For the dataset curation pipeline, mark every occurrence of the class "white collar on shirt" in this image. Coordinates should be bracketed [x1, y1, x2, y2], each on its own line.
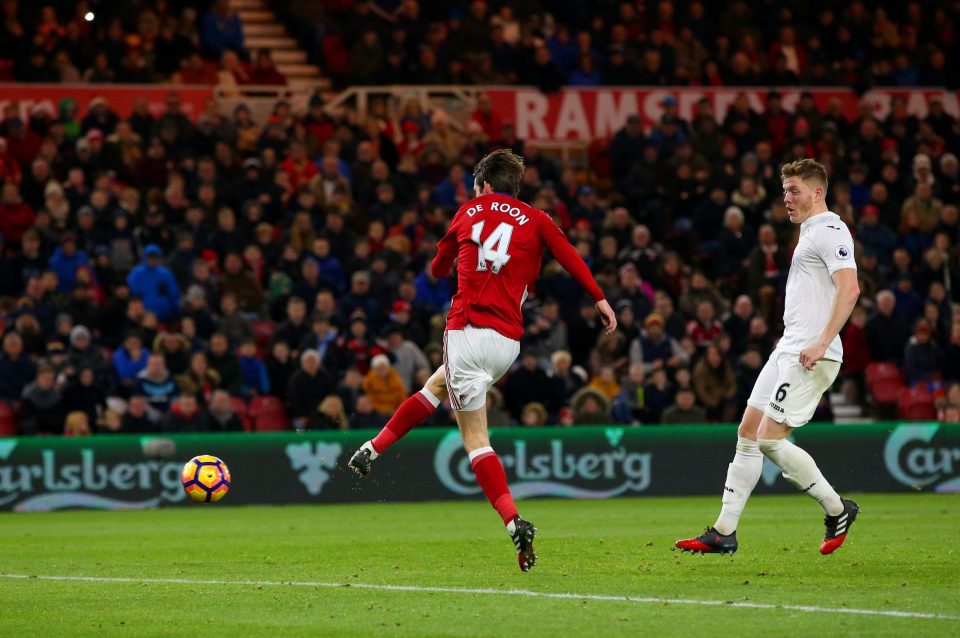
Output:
[800, 210, 839, 234]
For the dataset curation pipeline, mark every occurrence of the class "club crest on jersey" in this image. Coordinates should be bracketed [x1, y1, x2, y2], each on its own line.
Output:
[835, 245, 850, 260]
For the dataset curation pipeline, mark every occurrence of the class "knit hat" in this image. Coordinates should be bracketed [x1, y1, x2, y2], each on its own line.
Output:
[69, 325, 91, 345]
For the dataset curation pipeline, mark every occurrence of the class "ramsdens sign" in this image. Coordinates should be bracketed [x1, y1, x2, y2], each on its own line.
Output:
[0, 424, 957, 512]
[486, 87, 960, 141]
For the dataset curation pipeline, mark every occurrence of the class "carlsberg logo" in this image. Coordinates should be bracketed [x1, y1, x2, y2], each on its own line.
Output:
[434, 432, 651, 499]
[0, 445, 185, 511]
[884, 424, 960, 492]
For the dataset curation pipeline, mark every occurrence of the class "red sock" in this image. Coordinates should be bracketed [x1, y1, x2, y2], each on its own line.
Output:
[469, 447, 518, 525]
[370, 390, 438, 454]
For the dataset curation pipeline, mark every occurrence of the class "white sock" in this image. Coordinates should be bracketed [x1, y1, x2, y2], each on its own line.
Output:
[713, 437, 763, 535]
[419, 387, 441, 408]
[758, 438, 843, 516]
[362, 440, 379, 460]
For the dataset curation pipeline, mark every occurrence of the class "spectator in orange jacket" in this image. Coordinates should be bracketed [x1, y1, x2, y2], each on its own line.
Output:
[362, 354, 407, 415]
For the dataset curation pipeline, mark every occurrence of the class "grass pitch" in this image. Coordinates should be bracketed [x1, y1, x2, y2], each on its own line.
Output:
[1, 493, 957, 637]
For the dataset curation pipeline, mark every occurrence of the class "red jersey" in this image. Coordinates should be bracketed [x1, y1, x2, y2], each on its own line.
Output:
[432, 193, 604, 340]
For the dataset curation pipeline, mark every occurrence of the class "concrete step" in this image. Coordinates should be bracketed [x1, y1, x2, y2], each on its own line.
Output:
[278, 63, 321, 78]
[243, 23, 285, 38]
[246, 36, 299, 50]
[271, 49, 307, 64]
[238, 9, 273, 23]
[286, 77, 332, 91]
[833, 405, 863, 418]
[829, 392, 848, 407]
[835, 416, 875, 425]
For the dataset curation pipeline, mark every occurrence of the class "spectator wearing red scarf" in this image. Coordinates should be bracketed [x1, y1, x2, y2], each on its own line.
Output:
[280, 141, 319, 194]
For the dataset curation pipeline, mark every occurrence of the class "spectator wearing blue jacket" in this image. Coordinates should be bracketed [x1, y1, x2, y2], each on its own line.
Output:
[434, 165, 474, 208]
[127, 244, 180, 323]
[856, 204, 898, 268]
[311, 237, 346, 292]
[134, 354, 178, 420]
[48, 233, 91, 293]
[339, 271, 382, 329]
[237, 338, 270, 399]
[203, 0, 245, 59]
[113, 332, 150, 393]
[568, 54, 602, 86]
[0, 332, 36, 401]
[414, 268, 452, 314]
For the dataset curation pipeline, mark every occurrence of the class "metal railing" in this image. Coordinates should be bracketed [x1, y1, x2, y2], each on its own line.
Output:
[212, 83, 591, 160]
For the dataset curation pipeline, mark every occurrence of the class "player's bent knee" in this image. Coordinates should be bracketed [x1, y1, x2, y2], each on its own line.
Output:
[757, 414, 792, 441]
[425, 378, 448, 400]
[426, 366, 448, 397]
[737, 405, 764, 440]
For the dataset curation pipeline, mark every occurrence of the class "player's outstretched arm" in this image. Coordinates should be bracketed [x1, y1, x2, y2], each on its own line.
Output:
[595, 299, 618, 336]
[539, 214, 614, 333]
[799, 268, 859, 370]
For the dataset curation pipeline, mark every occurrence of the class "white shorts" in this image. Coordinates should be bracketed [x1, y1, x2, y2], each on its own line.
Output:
[746, 348, 840, 427]
[444, 327, 520, 412]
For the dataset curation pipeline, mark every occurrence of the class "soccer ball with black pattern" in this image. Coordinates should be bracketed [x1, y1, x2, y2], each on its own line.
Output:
[181, 455, 231, 503]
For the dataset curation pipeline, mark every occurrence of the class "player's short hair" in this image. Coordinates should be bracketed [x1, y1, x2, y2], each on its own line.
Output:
[473, 149, 524, 197]
[781, 159, 828, 191]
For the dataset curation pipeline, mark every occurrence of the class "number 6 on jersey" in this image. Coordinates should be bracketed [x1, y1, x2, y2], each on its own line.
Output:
[471, 221, 513, 274]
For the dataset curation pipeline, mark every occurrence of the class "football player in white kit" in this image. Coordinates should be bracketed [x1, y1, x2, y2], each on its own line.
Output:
[676, 159, 862, 555]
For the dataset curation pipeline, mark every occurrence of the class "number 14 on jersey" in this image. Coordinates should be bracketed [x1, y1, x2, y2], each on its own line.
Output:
[471, 221, 514, 274]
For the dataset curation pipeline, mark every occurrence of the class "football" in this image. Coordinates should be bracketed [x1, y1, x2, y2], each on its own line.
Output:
[181, 455, 231, 503]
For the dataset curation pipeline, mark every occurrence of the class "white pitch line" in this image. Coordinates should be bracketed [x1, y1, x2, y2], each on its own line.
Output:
[0, 573, 956, 622]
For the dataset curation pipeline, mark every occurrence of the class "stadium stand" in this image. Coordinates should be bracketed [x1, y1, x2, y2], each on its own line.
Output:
[1, 0, 959, 434]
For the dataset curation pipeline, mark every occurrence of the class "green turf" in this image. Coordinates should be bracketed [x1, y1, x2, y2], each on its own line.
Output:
[1, 494, 958, 637]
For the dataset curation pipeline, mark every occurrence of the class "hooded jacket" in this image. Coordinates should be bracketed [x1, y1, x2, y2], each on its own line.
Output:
[126, 249, 180, 323]
[20, 382, 65, 435]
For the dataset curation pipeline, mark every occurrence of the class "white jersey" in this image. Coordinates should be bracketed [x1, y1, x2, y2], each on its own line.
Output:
[777, 211, 856, 361]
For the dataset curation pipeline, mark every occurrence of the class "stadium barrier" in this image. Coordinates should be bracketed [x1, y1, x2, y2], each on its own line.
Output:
[0, 83, 213, 119]
[1, 423, 957, 512]
[485, 86, 960, 141]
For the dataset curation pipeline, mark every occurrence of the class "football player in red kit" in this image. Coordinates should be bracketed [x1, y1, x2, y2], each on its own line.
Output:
[349, 150, 616, 571]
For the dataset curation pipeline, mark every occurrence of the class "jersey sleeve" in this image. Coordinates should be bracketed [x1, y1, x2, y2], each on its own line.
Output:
[813, 224, 857, 275]
[431, 212, 460, 278]
[538, 212, 605, 302]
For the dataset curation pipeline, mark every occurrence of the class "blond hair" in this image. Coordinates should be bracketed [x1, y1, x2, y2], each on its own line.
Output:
[65, 411, 90, 436]
[780, 159, 828, 190]
[318, 394, 349, 430]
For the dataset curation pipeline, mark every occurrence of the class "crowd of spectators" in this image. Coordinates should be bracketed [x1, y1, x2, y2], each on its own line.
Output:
[2, 2, 960, 436]
[3, 1, 960, 91]
[278, 0, 960, 90]
[0, 0, 289, 86]
[1, 76, 959, 435]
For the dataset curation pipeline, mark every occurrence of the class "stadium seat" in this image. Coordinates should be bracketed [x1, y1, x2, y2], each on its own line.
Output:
[0, 401, 16, 437]
[865, 362, 902, 390]
[898, 387, 936, 421]
[871, 378, 903, 405]
[251, 319, 276, 348]
[230, 396, 254, 433]
[254, 412, 292, 432]
[249, 395, 285, 418]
